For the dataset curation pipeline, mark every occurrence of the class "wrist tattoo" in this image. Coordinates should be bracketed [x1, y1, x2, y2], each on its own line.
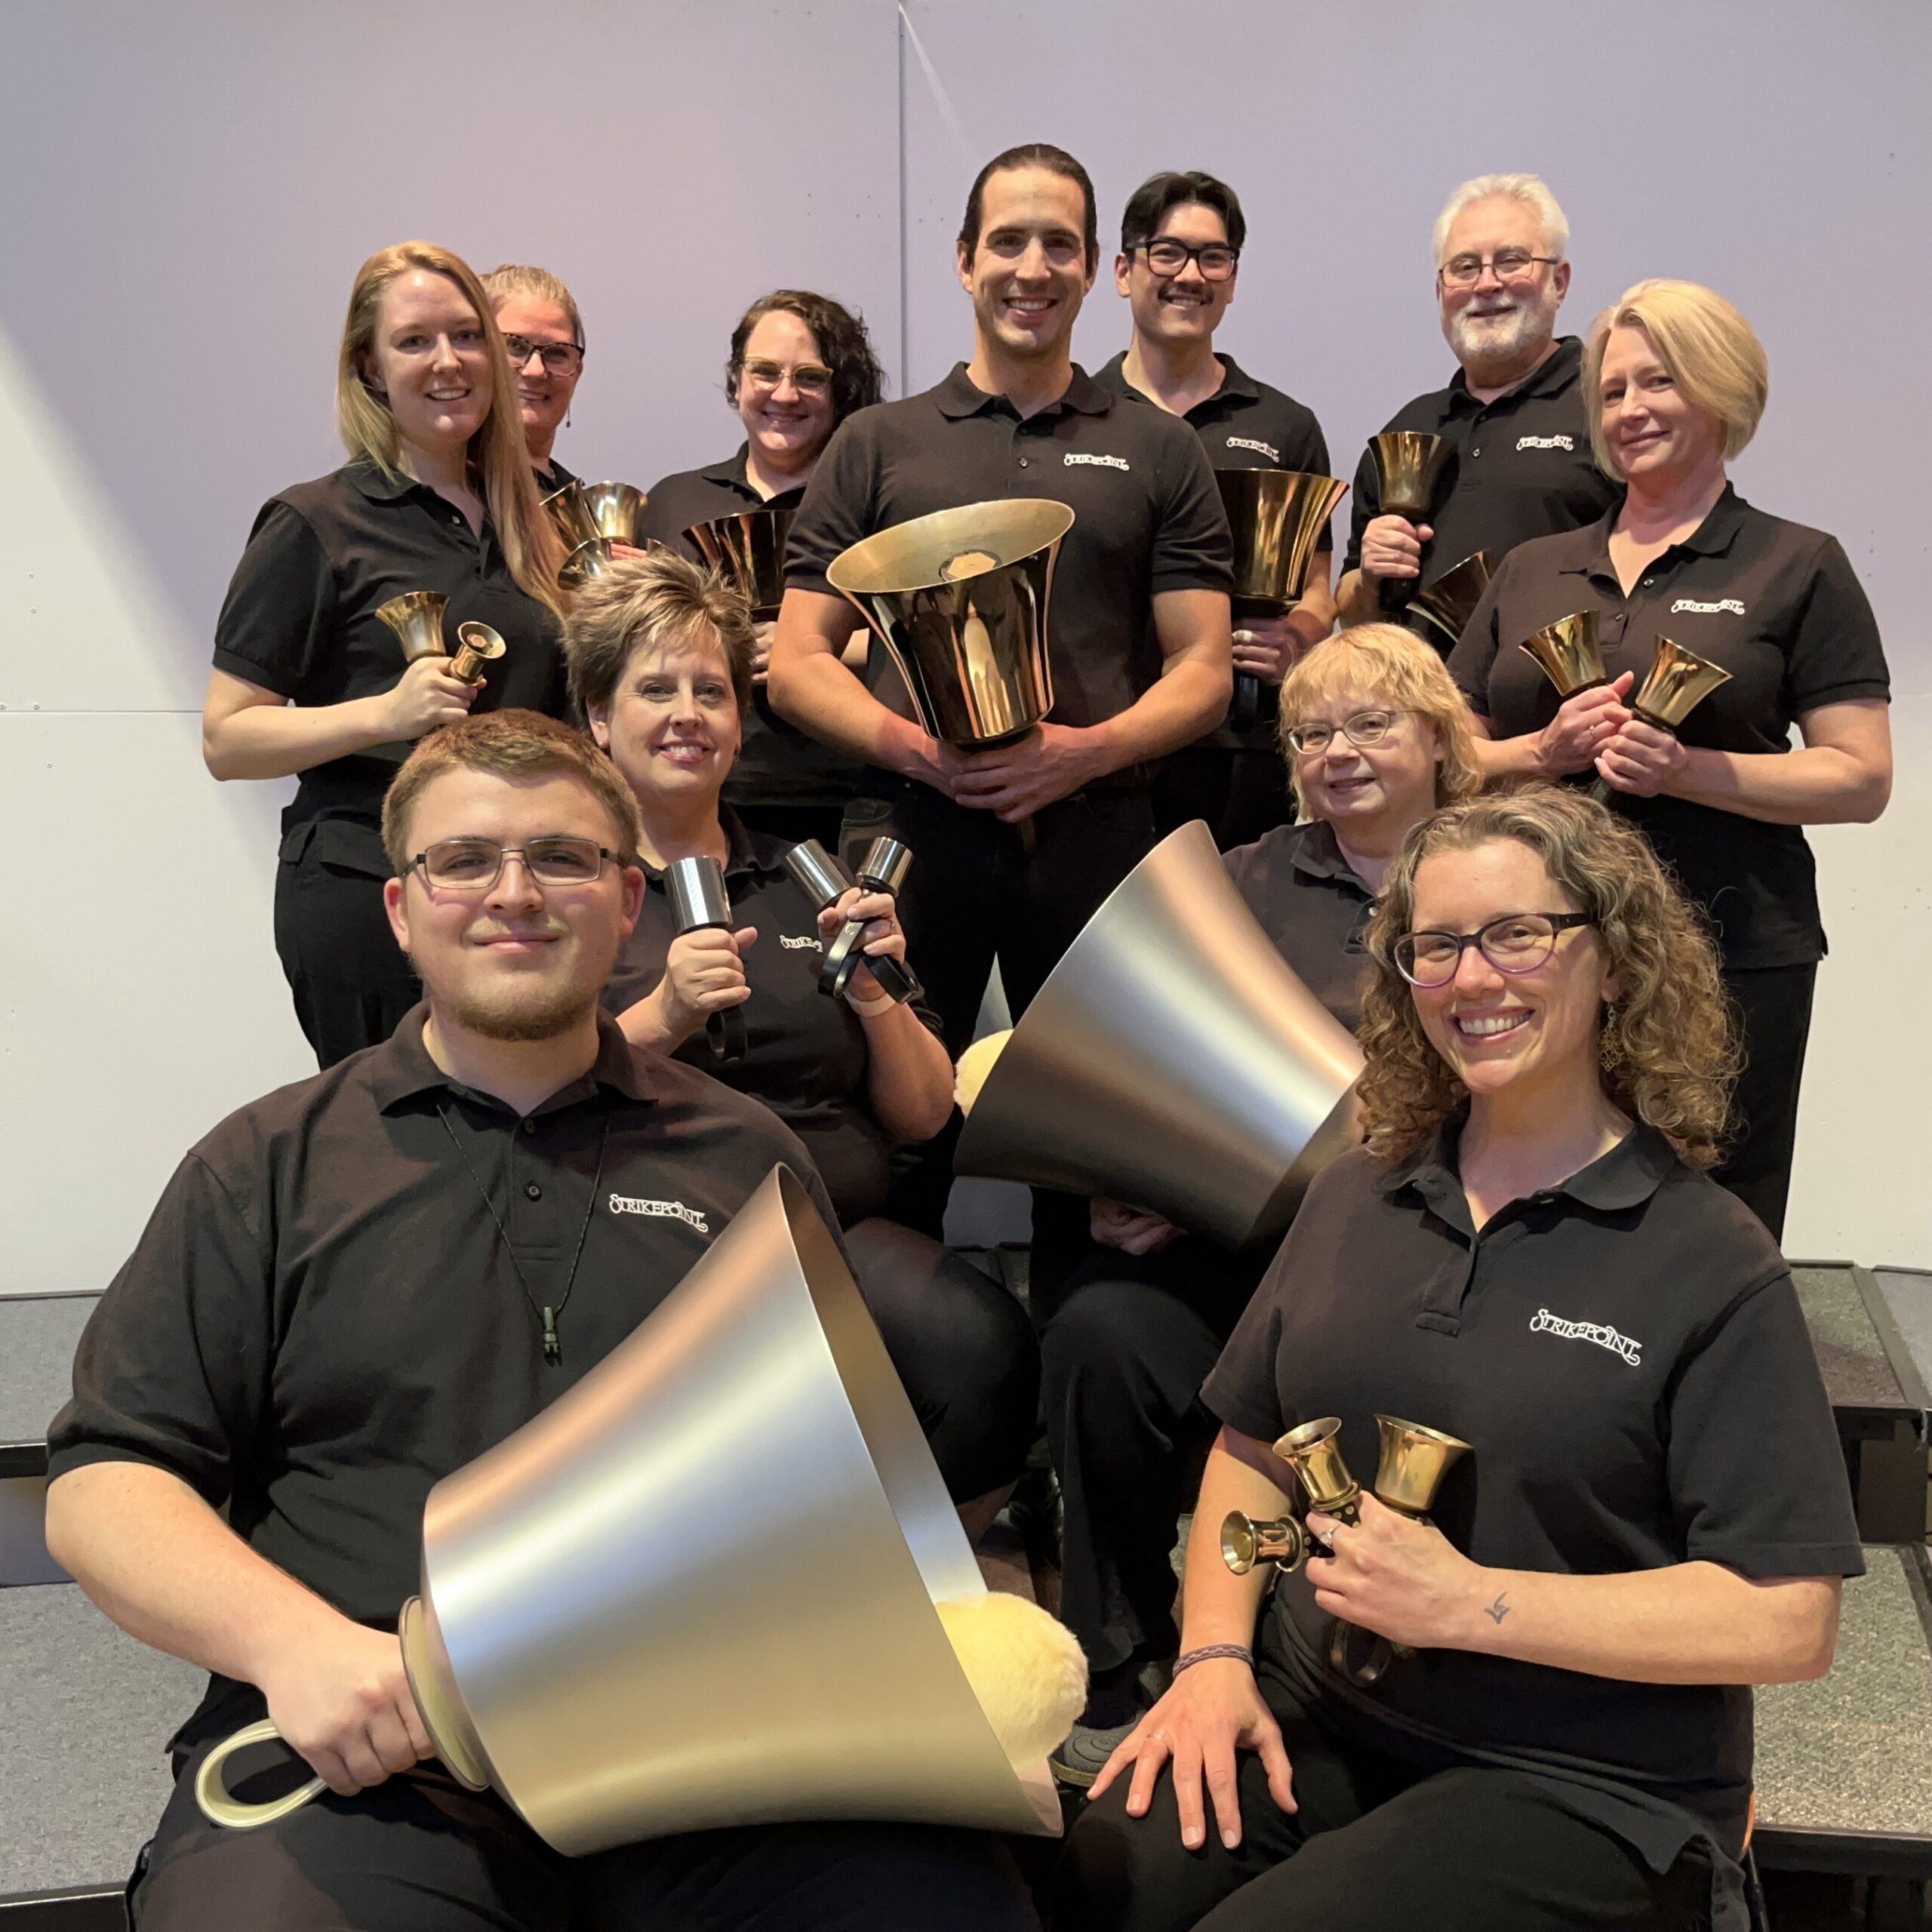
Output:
[1484, 1592, 1510, 1626]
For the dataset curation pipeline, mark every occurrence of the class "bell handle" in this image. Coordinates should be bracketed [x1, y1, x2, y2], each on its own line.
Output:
[193, 1718, 328, 1831]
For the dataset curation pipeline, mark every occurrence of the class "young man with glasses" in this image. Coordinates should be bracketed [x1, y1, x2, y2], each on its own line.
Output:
[483, 263, 587, 494]
[1335, 174, 1617, 642]
[1097, 170, 1337, 848]
[45, 709, 1040, 1932]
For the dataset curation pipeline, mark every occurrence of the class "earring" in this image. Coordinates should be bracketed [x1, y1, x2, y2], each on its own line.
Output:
[1598, 1003, 1626, 1073]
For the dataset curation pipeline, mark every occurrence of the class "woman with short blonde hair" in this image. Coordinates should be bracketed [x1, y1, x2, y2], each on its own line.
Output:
[1447, 278, 1891, 1238]
[202, 239, 570, 1066]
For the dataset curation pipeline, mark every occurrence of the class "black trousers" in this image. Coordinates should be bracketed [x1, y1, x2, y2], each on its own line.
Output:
[1054, 1672, 1713, 1932]
[1714, 962, 1816, 1243]
[848, 1215, 1040, 1501]
[1035, 1241, 1265, 1680]
[1152, 747, 1296, 853]
[273, 817, 418, 1070]
[134, 1737, 1040, 1931]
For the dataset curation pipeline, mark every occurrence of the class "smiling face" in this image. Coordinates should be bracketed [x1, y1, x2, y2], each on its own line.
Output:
[1597, 321, 1727, 486]
[1407, 838, 1617, 1106]
[958, 165, 1095, 364]
[363, 269, 495, 456]
[1115, 199, 1235, 349]
[588, 627, 743, 824]
[1436, 195, 1568, 375]
[383, 768, 641, 1042]
[1290, 682, 1443, 841]
[734, 308, 838, 474]
[493, 291, 581, 456]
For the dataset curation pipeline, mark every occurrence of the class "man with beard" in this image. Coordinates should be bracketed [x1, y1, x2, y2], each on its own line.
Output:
[1335, 174, 1617, 642]
[43, 711, 1041, 1931]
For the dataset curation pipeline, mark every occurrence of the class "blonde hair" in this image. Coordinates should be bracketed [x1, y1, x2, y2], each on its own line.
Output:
[481, 262, 585, 349]
[1586, 279, 1768, 475]
[1356, 786, 1737, 1170]
[336, 241, 564, 614]
[1277, 623, 1484, 815]
[1432, 173, 1569, 268]
[563, 549, 758, 723]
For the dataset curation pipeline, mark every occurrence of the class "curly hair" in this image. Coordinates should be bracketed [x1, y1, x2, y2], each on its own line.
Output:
[725, 289, 885, 429]
[1356, 786, 1737, 1170]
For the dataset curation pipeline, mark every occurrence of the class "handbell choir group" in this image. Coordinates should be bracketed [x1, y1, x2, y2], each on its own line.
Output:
[42, 144, 1894, 1930]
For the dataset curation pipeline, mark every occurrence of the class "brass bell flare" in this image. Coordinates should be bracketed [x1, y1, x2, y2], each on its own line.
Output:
[1369, 431, 1454, 521]
[376, 590, 451, 665]
[541, 480, 600, 552]
[560, 537, 621, 589]
[1409, 550, 1497, 648]
[1370, 1415, 1472, 1518]
[688, 508, 794, 620]
[1217, 469, 1349, 614]
[1631, 635, 1732, 731]
[1220, 1511, 1307, 1577]
[1518, 611, 1608, 698]
[578, 481, 651, 546]
[450, 622, 508, 685]
[1272, 1417, 1361, 1521]
[827, 499, 1075, 748]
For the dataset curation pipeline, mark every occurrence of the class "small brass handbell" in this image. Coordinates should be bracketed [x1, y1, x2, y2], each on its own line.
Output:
[450, 622, 508, 685]
[1220, 1512, 1307, 1577]
[541, 480, 600, 552]
[578, 481, 651, 546]
[1631, 634, 1732, 731]
[1371, 1415, 1472, 1518]
[1518, 611, 1608, 699]
[1409, 551, 1497, 651]
[560, 537, 621, 589]
[376, 591, 451, 665]
[1217, 469, 1349, 614]
[1220, 1416, 1360, 1581]
[826, 500, 1075, 748]
[688, 508, 794, 620]
[1369, 432, 1454, 521]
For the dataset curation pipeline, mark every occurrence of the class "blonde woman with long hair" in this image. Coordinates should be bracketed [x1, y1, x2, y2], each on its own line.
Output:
[202, 241, 568, 1066]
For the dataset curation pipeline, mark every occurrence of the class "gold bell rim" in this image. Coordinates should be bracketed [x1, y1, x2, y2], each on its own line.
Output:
[826, 500, 1075, 597]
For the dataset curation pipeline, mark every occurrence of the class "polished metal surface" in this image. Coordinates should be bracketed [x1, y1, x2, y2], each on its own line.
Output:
[1409, 551, 1497, 649]
[1632, 634, 1732, 730]
[542, 480, 601, 551]
[1217, 469, 1349, 614]
[1371, 1416, 1472, 1518]
[559, 537, 621, 589]
[1518, 611, 1608, 697]
[376, 590, 450, 664]
[1369, 432, 1454, 520]
[665, 855, 731, 931]
[855, 835, 913, 896]
[578, 481, 651, 546]
[1272, 1417, 1362, 1522]
[451, 621, 507, 685]
[783, 838, 854, 911]
[955, 820, 1363, 1248]
[688, 508, 794, 619]
[826, 500, 1075, 746]
[1220, 1512, 1308, 1577]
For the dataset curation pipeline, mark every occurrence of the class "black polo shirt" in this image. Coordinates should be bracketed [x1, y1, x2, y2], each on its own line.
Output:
[1447, 488, 1890, 969]
[1223, 820, 1374, 1030]
[635, 443, 801, 555]
[784, 363, 1232, 735]
[47, 1007, 838, 1752]
[1203, 1122, 1862, 1869]
[535, 456, 578, 494]
[1342, 337, 1620, 599]
[601, 812, 943, 1226]
[212, 459, 568, 834]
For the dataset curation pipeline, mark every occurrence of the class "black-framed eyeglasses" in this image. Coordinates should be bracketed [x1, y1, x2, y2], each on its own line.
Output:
[1395, 912, 1595, 987]
[1132, 238, 1240, 281]
[739, 358, 835, 397]
[1437, 250, 1560, 290]
[503, 333, 585, 375]
[407, 837, 622, 892]
[1282, 708, 1411, 756]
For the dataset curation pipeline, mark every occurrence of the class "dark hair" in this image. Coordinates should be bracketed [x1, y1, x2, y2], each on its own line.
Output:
[1120, 170, 1247, 253]
[958, 143, 1099, 269]
[725, 289, 886, 429]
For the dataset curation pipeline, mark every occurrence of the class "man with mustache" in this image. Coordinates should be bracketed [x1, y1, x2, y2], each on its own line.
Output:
[1336, 174, 1617, 644]
[44, 712, 1041, 1930]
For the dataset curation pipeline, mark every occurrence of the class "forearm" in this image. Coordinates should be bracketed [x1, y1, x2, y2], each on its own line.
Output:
[614, 985, 685, 1054]
[1663, 743, 1890, 826]
[860, 1008, 955, 1141]
[1179, 1432, 1293, 1651]
[46, 1461, 345, 1686]
[1087, 651, 1232, 771]
[1335, 567, 1379, 626]
[204, 692, 393, 781]
[1452, 1560, 1840, 1684]
[1288, 569, 1337, 651]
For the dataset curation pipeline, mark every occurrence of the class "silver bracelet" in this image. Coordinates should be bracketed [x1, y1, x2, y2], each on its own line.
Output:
[844, 988, 894, 1018]
[1173, 1644, 1254, 1675]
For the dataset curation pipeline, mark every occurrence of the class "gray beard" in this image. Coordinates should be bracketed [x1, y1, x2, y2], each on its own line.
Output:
[1445, 286, 1559, 373]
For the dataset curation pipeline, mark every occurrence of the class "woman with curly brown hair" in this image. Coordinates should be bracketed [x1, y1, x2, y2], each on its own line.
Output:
[1057, 786, 1861, 1932]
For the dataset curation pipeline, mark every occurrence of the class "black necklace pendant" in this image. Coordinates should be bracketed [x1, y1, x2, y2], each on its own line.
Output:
[542, 1306, 561, 1367]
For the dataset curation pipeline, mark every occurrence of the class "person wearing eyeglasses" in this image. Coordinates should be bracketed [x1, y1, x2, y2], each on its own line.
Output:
[202, 241, 568, 1070]
[1097, 171, 1337, 849]
[1043, 625, 1481, 1789]
[1056, 786, 1857, 1932]
[482, 263, 587, 494]
[635, 291, 888, 850]
[1335, 175, 1617, 643]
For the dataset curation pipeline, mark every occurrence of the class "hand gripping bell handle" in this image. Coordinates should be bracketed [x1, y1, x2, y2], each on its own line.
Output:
[666, 857, 747, 1064]
[194, 1718, 328, 1831]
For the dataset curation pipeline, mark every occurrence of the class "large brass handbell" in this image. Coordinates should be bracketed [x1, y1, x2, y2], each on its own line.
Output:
[578, 481, 651, 546]
[542, 480, 601, 551]
[1589, 634, 1731, 804]
[1218, 469, 1349, 729]
[826, 500, 1075, 747]
[688, 508, 794, 620]
[1367, 432, 1454, 612]
[1409, 550, 1496, 654]
[1518, 611, 1608, 700]
[376, 591, 451, 664]
[1220, 1416, 1361, 1577]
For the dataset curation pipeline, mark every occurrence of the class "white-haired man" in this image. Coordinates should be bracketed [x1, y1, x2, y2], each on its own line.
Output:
[1336, 174, 1617, 638]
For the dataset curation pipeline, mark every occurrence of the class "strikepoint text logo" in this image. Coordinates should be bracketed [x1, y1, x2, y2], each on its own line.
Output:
[609, 1195, 710, 1232]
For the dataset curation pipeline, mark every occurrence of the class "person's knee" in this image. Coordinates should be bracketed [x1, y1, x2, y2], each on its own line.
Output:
[1040, 1280, 1172, 1422]
[1054, 1781, 1213, 1932]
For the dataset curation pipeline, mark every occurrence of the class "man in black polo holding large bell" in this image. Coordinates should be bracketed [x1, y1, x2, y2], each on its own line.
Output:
[1335, 172, 1617, 643]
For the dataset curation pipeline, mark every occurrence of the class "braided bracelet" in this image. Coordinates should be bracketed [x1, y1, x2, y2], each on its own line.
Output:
[1173, 1644, 1254, 1675]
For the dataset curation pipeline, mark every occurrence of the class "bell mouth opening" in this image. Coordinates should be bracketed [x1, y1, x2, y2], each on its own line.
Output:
[940, 549, 1001, 581]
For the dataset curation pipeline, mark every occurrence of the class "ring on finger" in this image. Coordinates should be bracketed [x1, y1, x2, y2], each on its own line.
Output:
[1232, 629, 1255, 645]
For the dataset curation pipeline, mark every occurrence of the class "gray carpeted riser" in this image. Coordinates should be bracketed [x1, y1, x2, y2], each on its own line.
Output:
[1791, 1266, 1912, 1410]
[1875, 1270, 1932, 1399]
[0, 1297, 98, 1452]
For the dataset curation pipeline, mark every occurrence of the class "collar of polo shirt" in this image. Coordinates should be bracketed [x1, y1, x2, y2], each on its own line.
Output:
[370, 1005, 662, 1115]
[1445, 334, 1583, 408]
[1559, 483, 1750, 584]
[934, 361, 1114, 421]
[1375, 1115, 1675, 1218]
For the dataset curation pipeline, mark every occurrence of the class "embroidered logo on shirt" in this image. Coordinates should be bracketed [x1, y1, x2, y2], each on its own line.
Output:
[780, 934, 823, 951]
[1669, 597, 1745, 616]
[1064, 453, 1131, 471]
[1515, 433, 1575, 451]
[1225, 435, 1280, 462]
[609, 1195, 710, 1232]
[1529, 1307, 1642, 1367]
